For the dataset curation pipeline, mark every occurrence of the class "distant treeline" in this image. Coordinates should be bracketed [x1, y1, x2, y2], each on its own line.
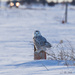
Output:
[7, 0, 75, 6]
[71, 0, 75, 5]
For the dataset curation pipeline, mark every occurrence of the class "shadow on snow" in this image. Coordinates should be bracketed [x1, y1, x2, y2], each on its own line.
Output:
[5, 60, 75, 68]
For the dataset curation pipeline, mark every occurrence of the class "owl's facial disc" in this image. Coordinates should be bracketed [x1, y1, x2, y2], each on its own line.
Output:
[34, 30, 41, 36]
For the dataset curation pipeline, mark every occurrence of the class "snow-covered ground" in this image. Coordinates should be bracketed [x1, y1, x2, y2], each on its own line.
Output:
[0, 5, 75, 75]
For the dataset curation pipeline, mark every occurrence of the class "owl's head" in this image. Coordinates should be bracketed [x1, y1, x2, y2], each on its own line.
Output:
[34, 30, 41, 37]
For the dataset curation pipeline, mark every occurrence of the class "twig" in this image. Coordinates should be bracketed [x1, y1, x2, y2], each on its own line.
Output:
[42, 63, 49, 71]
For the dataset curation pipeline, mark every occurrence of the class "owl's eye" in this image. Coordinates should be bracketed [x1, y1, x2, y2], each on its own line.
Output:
[35, 32, 38, 34]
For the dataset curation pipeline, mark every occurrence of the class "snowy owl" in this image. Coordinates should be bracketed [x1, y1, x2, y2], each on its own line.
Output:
[33, 30, 52, 52]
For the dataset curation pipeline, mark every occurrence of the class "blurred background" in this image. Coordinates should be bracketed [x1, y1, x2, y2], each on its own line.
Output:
[0, 0, 74, 8]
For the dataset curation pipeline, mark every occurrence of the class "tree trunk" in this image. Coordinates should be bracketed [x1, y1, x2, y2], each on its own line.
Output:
[34, 45, 46, 60]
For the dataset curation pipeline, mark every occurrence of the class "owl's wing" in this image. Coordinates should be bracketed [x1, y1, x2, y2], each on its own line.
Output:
[33, 36, 47, 46]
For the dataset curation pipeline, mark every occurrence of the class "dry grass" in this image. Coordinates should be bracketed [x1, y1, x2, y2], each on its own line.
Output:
[47, 40, 75, 65]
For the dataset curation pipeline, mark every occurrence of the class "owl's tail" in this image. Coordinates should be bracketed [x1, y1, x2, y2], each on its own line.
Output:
[45, 42, 52, 48]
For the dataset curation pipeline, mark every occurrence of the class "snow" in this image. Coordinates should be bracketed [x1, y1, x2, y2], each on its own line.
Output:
[0, 4, 75, 75]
